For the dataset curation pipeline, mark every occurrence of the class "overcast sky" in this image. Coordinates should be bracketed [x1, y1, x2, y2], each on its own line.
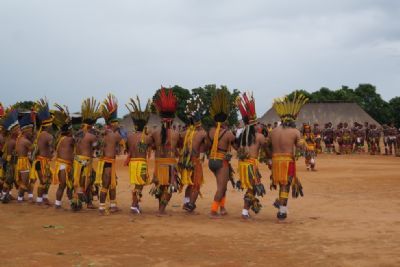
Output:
[1, 0, 399, 115]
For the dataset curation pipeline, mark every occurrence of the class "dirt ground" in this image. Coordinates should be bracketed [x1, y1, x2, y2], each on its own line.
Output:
[0, 154, 399, 267]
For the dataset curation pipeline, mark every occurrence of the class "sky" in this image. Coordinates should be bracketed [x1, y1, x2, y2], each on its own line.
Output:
[1, 0, 399, 115]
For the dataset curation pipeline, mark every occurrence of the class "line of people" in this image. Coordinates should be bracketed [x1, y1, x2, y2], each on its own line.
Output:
[0, 89, 309, 220]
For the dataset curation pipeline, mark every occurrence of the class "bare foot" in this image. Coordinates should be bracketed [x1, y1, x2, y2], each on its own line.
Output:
[220, 207, 228, 216]
[156, 210, 169, 217]
[241, 214, 252, 221]
[110, 206, 121, 213]
[43, 199, 52, 206]
[86, 203, 97, 209]
[209, 211, 222, 219]
[99, 209, 107, 216]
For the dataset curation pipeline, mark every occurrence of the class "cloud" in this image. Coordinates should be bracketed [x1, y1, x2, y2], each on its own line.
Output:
[0, 0, 399, 115]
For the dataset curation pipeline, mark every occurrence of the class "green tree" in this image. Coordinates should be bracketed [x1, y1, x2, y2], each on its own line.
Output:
[354, 84, 392, 124]
[389, 97, 400, 127]
[192, 84, 239, 129]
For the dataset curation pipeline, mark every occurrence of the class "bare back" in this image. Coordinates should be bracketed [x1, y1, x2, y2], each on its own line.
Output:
[127, 131, 153, 158]
[191, 128, 208, 157]
[270, 126, 300, 155]
[208, 126, 236, 152]
[152, 127, 180, 158]
[246, 133, 266, 158]
[102, 129, 122, 158]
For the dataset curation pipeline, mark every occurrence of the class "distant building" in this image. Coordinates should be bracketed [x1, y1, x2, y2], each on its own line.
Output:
[258, 102, 381, 127]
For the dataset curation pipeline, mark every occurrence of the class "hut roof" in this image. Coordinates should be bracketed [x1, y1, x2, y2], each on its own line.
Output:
[258, 102, 381, 127]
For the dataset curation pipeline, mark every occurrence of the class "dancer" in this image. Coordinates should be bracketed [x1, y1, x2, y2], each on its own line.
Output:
[125, 96, 153, 214]
[208, 89, 236, 218]
[96, 94, 122, 214]
[236, 92, 266, 219]
[178, 93, 208, 213]
[269, 93, 307, 220]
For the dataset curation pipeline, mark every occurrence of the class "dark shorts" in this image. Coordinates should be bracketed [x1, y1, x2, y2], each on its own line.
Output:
[209, 159, 227, 174]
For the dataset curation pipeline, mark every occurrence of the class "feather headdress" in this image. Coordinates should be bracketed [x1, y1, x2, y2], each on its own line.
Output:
[2, 107, 19, 132]
[126, 96, 151, 123]
[184, 93, 206, 125]
[273, 93, 308, 123]
[236, 91, 257, 125]
[81, 97, 100, 125]
[210, 89, 230, 123]
[35, 98, 53, 127]
[101, 94, 118, 124]
[0, 103, 4, 119]
[153, 86, 177, 119]
[53, 104, 72, 133]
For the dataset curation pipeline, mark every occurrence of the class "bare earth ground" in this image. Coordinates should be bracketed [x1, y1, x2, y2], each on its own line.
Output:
[0, 154, 400, 267]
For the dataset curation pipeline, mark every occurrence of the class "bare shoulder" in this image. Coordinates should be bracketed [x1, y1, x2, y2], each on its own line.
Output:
[256, 132, 266, 143]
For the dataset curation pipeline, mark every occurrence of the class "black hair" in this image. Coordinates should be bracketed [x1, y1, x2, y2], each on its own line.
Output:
[237, 125, 256, 147]
[133, 119, 146, 132]
[161, 120, 172, 145]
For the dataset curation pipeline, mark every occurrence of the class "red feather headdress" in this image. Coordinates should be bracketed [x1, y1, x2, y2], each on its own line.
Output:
[236, 92, 257, 125]
[154, 86, 177, 119]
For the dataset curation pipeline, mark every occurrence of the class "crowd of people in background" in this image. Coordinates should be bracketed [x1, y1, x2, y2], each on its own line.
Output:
[253, 121, 400, 157]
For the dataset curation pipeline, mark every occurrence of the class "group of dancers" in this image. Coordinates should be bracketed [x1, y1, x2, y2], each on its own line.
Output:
[0, 88, 309, 220]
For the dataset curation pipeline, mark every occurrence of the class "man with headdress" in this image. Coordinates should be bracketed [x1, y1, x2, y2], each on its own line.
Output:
[368, 124, 381, 155]
[207, 89, 237, 218]
[0, 107, 19, 203]
[322, 122, 335, 153]
[150, 87, 181, 215]
[125, 96, 153, 214]
[335, 123, 344, 154]
[341, 122, 353, 154]
[387, 123, 397, 156]
[396, 127, 400, 157]
[72, 97, 100, 211]
[236, 92, 266, 219]
[269, 93, 307, 220]
[30, 99, 54, 205]
[313, 123, 322, 154]
[95, 94, 122, 214]
[1, 107, 20, 203]
[178, 93, 208, 213]
[15, 110, 35, 202]
[353, 122, 366, 153]
[382, 124, 390, 155]
[52, 104, 75, 209]
[0, 103, 5, 196]
[302, 123, 317, 171]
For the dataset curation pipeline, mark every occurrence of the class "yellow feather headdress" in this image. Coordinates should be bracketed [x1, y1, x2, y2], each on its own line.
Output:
[81, 97, 100, 125]
[52, 103, 72, 132]
[273, 93, 308, 123]
[210, 89, 230, 123]
[126, 96, 151, 122]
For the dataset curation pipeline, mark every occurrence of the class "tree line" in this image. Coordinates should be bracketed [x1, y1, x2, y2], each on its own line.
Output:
[288, 84, 399, 127]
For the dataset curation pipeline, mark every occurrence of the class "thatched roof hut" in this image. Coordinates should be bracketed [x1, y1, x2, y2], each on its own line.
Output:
[258, 102, 381, 127]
